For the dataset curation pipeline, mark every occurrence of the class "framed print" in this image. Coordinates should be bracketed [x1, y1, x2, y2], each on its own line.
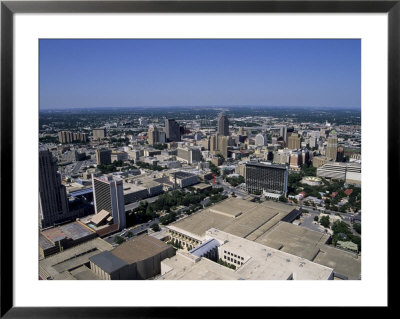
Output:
[1, 0, 395, 317]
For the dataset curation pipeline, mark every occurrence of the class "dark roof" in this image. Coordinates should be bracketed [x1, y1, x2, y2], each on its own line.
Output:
[174, 171, 196, 179]
[245, 162, 287, 170]
[89, 251, 127, 274]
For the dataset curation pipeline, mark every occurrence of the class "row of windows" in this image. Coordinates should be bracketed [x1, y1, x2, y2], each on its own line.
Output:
[224, 255, 244, 265]
[224, 250, 244, 261]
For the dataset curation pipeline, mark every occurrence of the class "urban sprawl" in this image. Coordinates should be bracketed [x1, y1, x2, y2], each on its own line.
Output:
[39, 107, 361, 280]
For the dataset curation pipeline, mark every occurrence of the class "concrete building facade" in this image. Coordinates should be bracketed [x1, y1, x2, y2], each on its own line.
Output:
[39, 149, 70, 228]
[92, 175, 126, 230]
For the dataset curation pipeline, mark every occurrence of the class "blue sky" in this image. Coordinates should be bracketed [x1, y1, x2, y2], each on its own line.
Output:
[39, 39, 361, 109]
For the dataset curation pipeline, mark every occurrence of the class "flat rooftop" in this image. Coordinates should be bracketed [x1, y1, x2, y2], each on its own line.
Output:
[255, 222, 330, 261]
[39, 238, 113, 280]
[159, 229, 333, 280]
[167, 198, 296, 241]
[254, 222, 361, 279]
[41, 221, 95, 243]
[111, 235, 171, 264]
[313, 245, 361, 280]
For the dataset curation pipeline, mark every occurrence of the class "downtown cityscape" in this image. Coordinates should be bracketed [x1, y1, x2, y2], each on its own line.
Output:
[38, 39, 361, 281]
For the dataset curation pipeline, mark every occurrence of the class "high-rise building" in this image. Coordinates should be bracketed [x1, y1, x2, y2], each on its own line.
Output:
[288, 134, 301, 150]
[337, 146, 344, 162]
[93, 128, 107, 140]
[177, 147, 202, 164]
[165, 119, 181, 142]
[210, 134, 219, 154]
[238, 127, 247, 136]
[245, 162, 288, 195]
[326, 136, 338, 161]
[39, 149, 70, 228]
[92, 175, 126, 230]
[217, 135, 229, 159]
[255, 134, 267, 146]
[217, 113, 229, 136]
[58, 131, 73, 144]
[96, 149, 112, 165]
[279, 125, 287, 145]
[289, 151, 302, 171]
[148, 125, 159, 145]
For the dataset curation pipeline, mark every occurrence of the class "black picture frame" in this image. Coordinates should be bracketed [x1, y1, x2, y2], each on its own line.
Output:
[1, 0, 395, 317]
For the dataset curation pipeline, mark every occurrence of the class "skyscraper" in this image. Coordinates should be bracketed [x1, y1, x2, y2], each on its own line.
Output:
[39, 149, 70, 229]
[165, 119, 181, 142]
[92, 175, 126, 230]
[326, 136, 338, 161]
[245, 162, 288, 195]
[279, 125, 287, 145]
[255, 133, 267, 146]
[96, 149, 112, 165]
[217, 113, 229, 136]
[148, 125, 159, 145]
[288, 134, 301, 150]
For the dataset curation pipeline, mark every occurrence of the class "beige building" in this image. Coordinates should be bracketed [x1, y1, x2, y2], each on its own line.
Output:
[148, 125, 159, 145]
[93, 128, 107, 140]
[89, 235, 175, 280]
[166, 198, 298, 250]
[159, 228, 334, 280]
[326, 136, 338, 161]
[312, 156, 328, 168]
[288, 134, 301, 150]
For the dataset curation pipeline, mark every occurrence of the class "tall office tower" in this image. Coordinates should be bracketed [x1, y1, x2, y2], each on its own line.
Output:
[309, 137, 317, 149]
[158, 131, 166, 144]
[58, 131, 73, 144]
[336, 146, 345, 162]
[96, 149, 112, 165]
[217, 113, 229, 136]
[255, 133, 267, 146]
[301, 149, 310, 165]
[92, 128, 107, 140]
[326, 135, 338, 161]
[148, 125, 159, 145]
[217, 135, 229, 159]
[289, 151, 302, 170]
[72, 132, 88, 143]
[288, 134, 301, 150]
[279, 125, 287, 145]
[92, 175, 126, 230]
[238, 127, 247, 136]
[177, 147, 202, 164]
[39, 149, 70, 229]
[210, 134, 219, 154]
[165, 119, 181, 142]
[245, 162, 288, 195]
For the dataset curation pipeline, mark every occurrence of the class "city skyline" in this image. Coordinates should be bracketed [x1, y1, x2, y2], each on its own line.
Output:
[40, 39, 361, 110]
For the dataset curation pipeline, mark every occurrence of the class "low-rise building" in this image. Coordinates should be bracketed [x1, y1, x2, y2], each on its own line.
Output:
[89, 235, 175, 280]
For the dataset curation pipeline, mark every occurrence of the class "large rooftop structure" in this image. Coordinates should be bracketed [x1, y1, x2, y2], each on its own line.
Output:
[39, 238, 113, 280]
[89, 235, 175, 280]
[39, 221, 97, 258]
[254, 222, 361, 279]
[167, 198, 298, 248]
[159, 228, 334, 280]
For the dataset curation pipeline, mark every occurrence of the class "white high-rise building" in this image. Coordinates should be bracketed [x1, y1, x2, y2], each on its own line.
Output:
[92, 175, 126, 230]
[255, 133, 267, 146]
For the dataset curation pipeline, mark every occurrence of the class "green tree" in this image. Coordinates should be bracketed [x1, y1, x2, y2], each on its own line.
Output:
[151, 223, 161, 232]
[314, 216, 319, 222]
[320, 215, 330, 228]
[113, 235, 125, 245]
[353, 223, 361, 234]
